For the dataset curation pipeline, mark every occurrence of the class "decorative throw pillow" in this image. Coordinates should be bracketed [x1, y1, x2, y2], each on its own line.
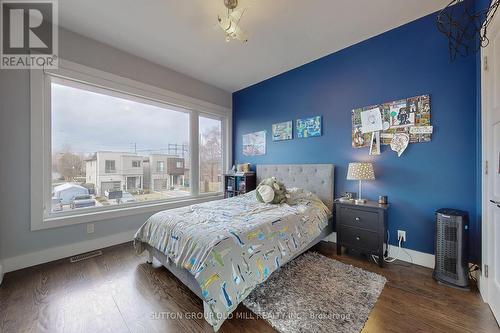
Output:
[256, 177, 287, 204]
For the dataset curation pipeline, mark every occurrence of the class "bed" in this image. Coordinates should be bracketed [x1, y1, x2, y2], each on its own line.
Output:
[134, 164, 335, 331]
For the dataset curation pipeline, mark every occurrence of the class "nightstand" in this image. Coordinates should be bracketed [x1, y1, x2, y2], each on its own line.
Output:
[335, 200, 388, 267]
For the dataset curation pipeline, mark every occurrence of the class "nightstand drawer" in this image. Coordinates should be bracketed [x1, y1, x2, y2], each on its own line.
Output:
[339, 207, 379, 231]
[339, 226, 379, 252]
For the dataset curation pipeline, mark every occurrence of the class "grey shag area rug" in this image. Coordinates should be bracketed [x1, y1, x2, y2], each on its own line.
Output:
[242, 252, 386, 333]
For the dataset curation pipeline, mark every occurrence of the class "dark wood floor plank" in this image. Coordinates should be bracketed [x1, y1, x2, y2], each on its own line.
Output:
[0, 241, 498, 333]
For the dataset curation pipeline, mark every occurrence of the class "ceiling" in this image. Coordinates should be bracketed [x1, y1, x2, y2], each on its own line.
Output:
[59, 0, 449, 92]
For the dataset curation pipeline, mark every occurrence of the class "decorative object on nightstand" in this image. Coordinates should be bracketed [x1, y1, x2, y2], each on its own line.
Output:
[335, 200, 389, 267]
[338, 192, 355, 203]
[224, 172, 256, 198]
[347, 162, 375, 204]
[378, 195, 388, 204]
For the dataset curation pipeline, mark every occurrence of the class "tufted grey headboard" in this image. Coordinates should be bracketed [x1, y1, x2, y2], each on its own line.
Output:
[256, 164, 335, 210]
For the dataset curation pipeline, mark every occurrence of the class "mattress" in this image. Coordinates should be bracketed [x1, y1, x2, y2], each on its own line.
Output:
[134, 189, 331, 331]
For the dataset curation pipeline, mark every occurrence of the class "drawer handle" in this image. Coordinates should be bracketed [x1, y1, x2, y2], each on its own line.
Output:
[356, 236, 360, 241]
[355, 217, 360, 222]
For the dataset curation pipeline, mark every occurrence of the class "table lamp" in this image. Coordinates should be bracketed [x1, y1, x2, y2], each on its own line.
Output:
[347, 162, 375, 204]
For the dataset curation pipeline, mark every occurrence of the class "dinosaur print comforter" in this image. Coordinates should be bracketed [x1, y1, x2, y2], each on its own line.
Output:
[133, 189, 331, 331]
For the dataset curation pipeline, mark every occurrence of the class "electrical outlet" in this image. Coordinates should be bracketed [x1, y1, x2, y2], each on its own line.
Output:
[397, 230, 406, 242]
[86, 223, 95, 234]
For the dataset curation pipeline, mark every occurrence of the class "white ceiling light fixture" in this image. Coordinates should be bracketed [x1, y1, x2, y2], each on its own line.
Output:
[217, 0, 248, 43]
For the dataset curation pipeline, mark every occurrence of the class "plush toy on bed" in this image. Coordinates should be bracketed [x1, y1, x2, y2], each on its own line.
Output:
[256, 177, 287, 204]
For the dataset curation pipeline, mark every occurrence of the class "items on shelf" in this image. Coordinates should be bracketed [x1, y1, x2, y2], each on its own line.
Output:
[224, 172, 256, 198]
[237, 163, 250, 172]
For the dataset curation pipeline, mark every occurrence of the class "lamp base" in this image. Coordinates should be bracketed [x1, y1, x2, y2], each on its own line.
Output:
[355, 198, 367, 204]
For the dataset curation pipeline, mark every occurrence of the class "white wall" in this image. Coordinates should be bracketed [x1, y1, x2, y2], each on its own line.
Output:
[121, 155, 144, 176]
[0, 28, 231, 271]
[85, 160, 97, 184]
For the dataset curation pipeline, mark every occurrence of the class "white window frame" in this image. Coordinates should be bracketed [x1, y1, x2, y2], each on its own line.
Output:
[30, 59, 232, 231]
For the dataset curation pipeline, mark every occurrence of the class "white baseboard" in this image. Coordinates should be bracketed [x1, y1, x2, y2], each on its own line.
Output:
[3, 229, 137, 274]
[3, 229, 435, 275]
[478, 271, 488, 303]
[386, 244, 435, 268]
[322, 232, 435, 269]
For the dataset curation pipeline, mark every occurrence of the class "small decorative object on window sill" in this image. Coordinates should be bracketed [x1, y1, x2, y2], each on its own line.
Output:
[347, 162, 375, 204]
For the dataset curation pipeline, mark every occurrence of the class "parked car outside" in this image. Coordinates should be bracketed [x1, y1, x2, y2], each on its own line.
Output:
[51, 197, 63, 212]
[70, 195, 96, 209]
[53, 183, 89, 205]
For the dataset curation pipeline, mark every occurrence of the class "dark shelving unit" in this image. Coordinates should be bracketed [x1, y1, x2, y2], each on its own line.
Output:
[224, 172, 256, 198]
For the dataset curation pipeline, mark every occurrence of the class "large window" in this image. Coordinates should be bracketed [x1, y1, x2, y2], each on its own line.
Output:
[32, 61, 230, 230]
[51, 79, 193, 214]
[199, 116, 223, 193]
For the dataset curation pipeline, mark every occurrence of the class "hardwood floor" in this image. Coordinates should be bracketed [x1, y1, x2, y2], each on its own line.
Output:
[0, 241, 498, 333]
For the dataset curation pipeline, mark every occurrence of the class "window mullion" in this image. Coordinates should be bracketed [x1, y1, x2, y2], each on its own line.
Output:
[190, 111, 200, 196]
[44, 74, 52, 218]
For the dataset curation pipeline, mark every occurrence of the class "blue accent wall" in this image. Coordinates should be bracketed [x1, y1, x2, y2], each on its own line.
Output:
[233, 11, 480, 259]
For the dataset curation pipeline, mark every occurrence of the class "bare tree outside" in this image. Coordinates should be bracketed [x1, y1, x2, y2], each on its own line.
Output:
[199, 117, 222, 193]
[57, 152, 84, 181]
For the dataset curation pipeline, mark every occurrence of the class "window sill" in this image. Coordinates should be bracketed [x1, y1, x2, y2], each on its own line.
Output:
[32, 193, 223, 231]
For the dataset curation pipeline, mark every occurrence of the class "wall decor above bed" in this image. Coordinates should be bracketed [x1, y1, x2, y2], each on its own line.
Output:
[272, 120, 293, 141]
[352, 94, 432, 153]
[296, 115, 322, 138]
[243, 130, 266, 156]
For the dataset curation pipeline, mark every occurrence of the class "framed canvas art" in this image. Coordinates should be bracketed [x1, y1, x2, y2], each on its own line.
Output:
[242, 131, 266, 156]
[296, 116, 322, 138]
[272, 121, 293, 141]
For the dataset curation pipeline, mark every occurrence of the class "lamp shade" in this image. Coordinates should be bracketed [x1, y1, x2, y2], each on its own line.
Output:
[347, 162, 375, 180]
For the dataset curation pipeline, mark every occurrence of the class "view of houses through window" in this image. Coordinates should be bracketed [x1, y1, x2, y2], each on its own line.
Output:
[50, 80, 222, 214]
[199, 116, 223, 193]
